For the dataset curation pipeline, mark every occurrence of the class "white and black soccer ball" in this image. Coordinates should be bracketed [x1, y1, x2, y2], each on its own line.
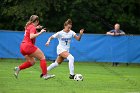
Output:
[74, 74, 83, 81]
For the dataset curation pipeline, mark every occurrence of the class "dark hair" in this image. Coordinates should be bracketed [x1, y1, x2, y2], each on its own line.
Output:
[25, 15, 39, 29]
[64, 19, 72, 26]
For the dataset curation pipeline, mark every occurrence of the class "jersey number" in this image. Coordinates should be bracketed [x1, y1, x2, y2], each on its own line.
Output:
[65, 40, 68, 45]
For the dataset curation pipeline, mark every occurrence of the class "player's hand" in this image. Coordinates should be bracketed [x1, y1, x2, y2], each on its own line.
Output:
[36, 25, 43, 30]
[40, 28, 46, 33]
[45, 41, 50, 46]
[80, 29, 84, 35]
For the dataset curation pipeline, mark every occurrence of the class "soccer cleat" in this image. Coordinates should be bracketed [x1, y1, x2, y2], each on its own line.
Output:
[14, 67, 20, 79]
[40, 74, 55, 80]
[40, 74, 44, 78]
[69, 74, 75, 79]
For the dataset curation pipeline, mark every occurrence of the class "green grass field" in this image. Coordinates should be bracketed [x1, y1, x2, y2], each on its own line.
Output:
[0, 59, 140, 93]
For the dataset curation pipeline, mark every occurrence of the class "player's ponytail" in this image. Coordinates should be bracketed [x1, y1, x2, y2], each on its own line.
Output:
[64, 19, 72, 26]
[25, 15, 39, 29]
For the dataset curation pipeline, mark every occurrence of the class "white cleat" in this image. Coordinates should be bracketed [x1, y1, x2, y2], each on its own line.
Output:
[14, 67, 20, 79]
[43, 74, 55, 80]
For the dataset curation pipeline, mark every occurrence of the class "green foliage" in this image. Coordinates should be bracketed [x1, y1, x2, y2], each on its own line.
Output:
[0, 0, 139, 34]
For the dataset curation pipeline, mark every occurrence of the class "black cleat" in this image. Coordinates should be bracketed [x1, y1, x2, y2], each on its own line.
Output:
[69, 74, 75, 79]
[40, 74, 43, 78]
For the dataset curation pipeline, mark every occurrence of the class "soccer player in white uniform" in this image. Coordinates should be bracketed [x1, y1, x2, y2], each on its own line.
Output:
[45, 19, 84, 79]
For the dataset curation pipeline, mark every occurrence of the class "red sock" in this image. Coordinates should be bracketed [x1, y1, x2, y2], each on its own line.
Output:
[19, 61, 32, 70]
[40, 59, 47, 75]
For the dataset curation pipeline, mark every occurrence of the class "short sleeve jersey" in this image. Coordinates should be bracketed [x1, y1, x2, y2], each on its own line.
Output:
[52, 30, 76, 49]
[22, 24, 37, 45]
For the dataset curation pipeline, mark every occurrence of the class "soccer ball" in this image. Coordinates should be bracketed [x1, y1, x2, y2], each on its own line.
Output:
[74, 74, 83, 81]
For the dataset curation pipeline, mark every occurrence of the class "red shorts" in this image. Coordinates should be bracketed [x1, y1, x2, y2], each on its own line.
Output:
[20, 42, 38, 56]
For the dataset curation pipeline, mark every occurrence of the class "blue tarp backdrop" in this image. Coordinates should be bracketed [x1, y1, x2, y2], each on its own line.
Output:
[0, 30, 140, 63]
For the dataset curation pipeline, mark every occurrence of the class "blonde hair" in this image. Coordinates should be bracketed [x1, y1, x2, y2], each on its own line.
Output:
[25, 15, 39, 29]
[64, 19, 72, 26]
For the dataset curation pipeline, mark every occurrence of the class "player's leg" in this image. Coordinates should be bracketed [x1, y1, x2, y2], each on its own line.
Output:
[30, 48, 46, 75]
[19, 55, 35, 70]
[59, 51, 75, 79]
[30, 48, 55, 79]
[47, 56, 64, 71]
[14, 55, 35, 78]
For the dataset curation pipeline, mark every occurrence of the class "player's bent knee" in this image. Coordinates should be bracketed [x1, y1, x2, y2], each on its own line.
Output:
[67, 54, 74, 61]
[70, 55, 74, 60]
[39, 55, 46, 60]
[29, 61, 35, 66]
[71, 56, 74, 61]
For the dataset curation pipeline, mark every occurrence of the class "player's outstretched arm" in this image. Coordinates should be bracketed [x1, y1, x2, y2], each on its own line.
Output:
[30, 28, 46, 39]
[74, 29, 84, 41]
[36, 25, 43, 30]
[45, 36, 54, 46]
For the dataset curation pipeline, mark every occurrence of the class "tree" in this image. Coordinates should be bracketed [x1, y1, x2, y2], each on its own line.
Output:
[0, 0, 139, 34]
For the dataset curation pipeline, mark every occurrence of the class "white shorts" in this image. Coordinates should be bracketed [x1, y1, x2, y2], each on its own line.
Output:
[57, 47, 69, 55]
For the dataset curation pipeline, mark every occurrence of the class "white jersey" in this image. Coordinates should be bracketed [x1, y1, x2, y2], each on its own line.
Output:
[52, 30, 76, 53]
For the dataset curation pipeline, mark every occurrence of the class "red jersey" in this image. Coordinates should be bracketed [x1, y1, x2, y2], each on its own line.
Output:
[22, 24, 37, 45]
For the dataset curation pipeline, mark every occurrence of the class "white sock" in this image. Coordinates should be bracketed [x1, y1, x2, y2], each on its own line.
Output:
[67, 54, 74, 75]
[47, 61, 59, 71]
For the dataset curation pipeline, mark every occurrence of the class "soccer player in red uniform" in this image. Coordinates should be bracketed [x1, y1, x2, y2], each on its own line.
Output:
[14, 15, 55, 80]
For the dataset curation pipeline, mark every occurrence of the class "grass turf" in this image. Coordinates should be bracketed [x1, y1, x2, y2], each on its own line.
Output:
[0, 59, 140, 93]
